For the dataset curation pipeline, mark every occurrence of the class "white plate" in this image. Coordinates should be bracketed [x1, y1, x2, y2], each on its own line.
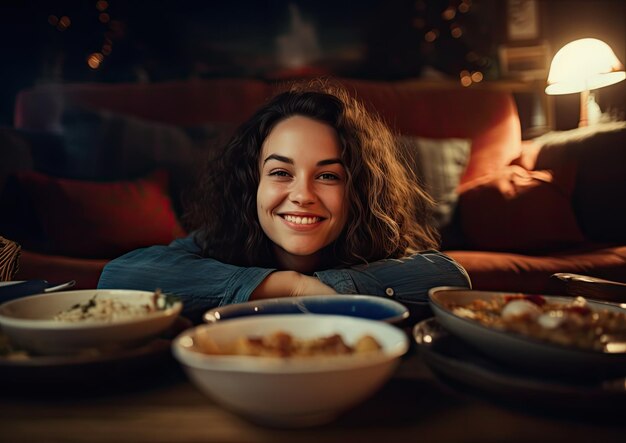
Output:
[0, 289, 182, 355]
[413, 318, 626, 410]
[428, 287, 626, 378]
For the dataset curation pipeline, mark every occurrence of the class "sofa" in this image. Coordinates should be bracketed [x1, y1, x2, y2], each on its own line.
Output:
[1, 77, 625, 297]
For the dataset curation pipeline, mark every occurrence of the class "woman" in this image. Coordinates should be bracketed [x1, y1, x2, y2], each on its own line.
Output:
[98, 81, 470, 319]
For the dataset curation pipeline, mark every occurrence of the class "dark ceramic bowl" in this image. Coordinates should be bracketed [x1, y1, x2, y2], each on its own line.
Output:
[203, 294, 409, 325]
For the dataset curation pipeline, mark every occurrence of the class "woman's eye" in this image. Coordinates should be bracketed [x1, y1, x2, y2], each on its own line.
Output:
[268, 170, 291, 177]
[318, 173, 340, 181]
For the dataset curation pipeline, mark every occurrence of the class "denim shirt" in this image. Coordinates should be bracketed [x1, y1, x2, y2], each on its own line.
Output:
[97, 234, 471, 319]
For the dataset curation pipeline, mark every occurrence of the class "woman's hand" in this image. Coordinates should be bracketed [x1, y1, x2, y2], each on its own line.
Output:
[250, 271, 336, 300]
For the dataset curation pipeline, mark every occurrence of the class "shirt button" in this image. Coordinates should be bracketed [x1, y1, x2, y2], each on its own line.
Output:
[385, 287, 394, 297]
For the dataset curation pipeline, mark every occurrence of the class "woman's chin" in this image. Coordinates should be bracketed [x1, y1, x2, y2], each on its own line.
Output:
[274, 246, 323, 272]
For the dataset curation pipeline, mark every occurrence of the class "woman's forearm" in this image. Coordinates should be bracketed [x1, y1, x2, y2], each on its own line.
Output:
[250, 271, 337, 300]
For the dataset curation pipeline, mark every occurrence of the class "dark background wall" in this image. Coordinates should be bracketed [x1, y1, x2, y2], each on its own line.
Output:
[1, 0, 624, 130]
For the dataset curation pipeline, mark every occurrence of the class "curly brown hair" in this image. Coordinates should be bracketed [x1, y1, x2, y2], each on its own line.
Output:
[184, 80, 439, 269]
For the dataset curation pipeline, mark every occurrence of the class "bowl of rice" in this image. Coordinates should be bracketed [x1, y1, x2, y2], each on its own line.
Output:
[0, 289, 182, 355]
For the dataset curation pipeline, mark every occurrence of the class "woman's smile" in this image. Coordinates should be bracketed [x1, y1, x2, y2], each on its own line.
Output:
[280, 213, 324, 226]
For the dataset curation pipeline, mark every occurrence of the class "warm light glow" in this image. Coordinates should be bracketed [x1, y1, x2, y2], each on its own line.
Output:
[99, 12, 110, 23]
[442, 7, 456, 20]
[87, 52, 104, 69]
[424, 30, 437, 43]
[102, 43, 112, 55]
[48, 15, 58, 26]
[546, 38, 626, 95]
[57, 16, 71, 31]
[96, 0, 109, 11]
[546, 38, 625, 127]
[471, 71, 483, 82]
[450, 25, 462, 38]
[458, 1, 471, 13]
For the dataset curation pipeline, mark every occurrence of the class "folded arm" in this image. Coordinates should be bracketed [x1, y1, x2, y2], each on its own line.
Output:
[315, 251, 471, 302]
[98, 234, 470, 319]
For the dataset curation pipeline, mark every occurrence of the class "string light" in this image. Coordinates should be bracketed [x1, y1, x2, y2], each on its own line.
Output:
[471, 71, 483, 82]
[424, 30, 438, 43]
[46, 13, 69, 31]
[459, 0, 472, 14]
[87, 52, 104, 69]
[442, 7, 456, 21]
[96, 1, 109, 12]
[412, 0, 490, 82]
[460, 70, 472, 87]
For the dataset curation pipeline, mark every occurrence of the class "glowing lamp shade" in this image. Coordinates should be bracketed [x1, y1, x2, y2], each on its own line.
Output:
[546, 38, 625, 94]
[545, 38, 625, 127]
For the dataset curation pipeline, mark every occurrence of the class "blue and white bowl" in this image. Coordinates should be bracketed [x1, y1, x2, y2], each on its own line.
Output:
[204, 294, 409, 325]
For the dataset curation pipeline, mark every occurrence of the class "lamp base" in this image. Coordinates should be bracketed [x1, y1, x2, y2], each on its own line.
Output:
[579, 90, 602, 127]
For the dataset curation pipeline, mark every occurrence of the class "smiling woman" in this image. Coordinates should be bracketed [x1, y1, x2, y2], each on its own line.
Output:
[97, 80, 471, 320]
[257, 116, 348, 273]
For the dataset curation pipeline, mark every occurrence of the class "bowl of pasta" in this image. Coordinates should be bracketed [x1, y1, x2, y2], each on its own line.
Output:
[172, 314, 409, 427]
[0, 289, 182, 355]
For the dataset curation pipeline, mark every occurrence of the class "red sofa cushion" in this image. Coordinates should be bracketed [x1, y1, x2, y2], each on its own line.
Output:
[15, 170, 186, 258]
[447, 245, 626, 294]
[458, 165, 585, 252]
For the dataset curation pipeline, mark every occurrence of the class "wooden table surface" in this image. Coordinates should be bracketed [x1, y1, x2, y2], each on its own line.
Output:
[1, 347, 624, 443]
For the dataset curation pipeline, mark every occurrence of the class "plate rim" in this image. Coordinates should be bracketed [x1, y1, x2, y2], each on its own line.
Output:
[413, 317, 626, 399]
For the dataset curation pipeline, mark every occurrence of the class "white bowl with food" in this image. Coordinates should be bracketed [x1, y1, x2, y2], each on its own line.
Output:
[0, 289, 182, 355]
[172, 314, 409, 427]
[428, 287, 626, 378]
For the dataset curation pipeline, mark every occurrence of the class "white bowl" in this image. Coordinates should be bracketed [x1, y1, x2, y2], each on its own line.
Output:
[0, 289, 182, 355]
[172, 314, 409, 427]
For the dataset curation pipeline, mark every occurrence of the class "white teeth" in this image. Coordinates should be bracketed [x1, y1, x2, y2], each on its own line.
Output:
[284, 215, 320, 225]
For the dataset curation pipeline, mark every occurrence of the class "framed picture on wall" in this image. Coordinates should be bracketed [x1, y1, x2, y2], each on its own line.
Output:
[499, 44, 549, 80]
[506, 0, 540, 42]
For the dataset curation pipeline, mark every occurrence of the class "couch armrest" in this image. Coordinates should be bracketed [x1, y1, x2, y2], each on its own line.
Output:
[550, 273, 626, 303]
[15, 250, 108, 289]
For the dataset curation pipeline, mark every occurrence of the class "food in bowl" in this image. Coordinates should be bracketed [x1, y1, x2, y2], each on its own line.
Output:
[53, 289, 175, 323]
[195, 330, 382, 357]
[445, 293, 626, 352]
[172, 314, 408, 427]
[0, 289, 182, 355]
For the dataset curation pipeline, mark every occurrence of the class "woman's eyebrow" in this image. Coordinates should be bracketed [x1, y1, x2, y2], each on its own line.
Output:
[263, 154, 292, 165]
[316, 158, 343, 166]
[263, 154, 343, 166]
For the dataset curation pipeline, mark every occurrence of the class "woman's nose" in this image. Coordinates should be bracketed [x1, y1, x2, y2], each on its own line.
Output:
[290, 178, 316, 205]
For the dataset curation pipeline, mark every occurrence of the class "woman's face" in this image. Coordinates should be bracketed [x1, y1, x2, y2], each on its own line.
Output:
[257, 115, 348, 271]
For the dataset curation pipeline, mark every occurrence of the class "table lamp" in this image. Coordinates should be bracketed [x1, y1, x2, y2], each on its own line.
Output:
[545, 38, 625, 127]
